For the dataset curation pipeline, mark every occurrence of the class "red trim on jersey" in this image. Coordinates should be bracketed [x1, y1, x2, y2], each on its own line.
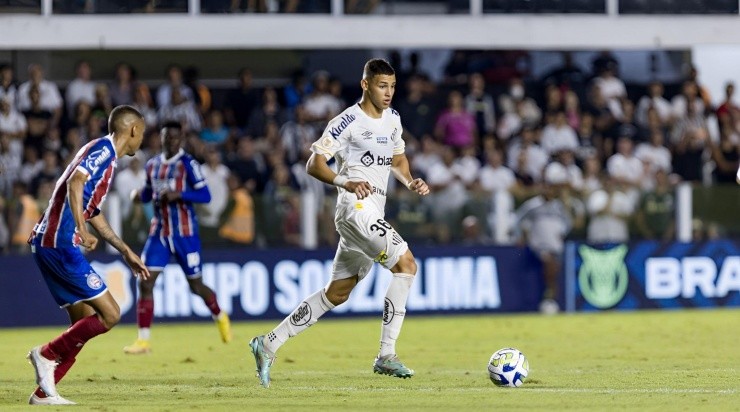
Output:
[83, 165, 114, 219]
[40, 142, 95, 247]
[175, 162, 191, 236]
[157, 163, 171, 237]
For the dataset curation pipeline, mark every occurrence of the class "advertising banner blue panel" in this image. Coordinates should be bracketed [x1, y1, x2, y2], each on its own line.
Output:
[0, 246, 543, 327]
[566, 240, 740, 312]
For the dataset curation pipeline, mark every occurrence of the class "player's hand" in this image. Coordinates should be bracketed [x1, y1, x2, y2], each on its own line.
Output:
[159, 190, 182, 203]
[408, 178, 430, 196]
[77, 228, 98, 251]
[123, 249, 150, 280]
[130, 189, 141, 203]
[345, 180, 373, 200]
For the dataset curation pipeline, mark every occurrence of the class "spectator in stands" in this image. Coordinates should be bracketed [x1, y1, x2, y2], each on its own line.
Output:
[226, 137, 267, 193]
[575, 112, 599, 163]
[184, 66, 211, 116]
[709, 126, 740, 184]
[0, 64, 17, 107]
[0, 134, 21, 198]
[410, 135, 441, 179]
[283, 69, 310, 111]
[586, 174, 635, 244]
[540, 111, 578, 156]
[591, 51, 619, 78]
[607, 99, 638, 143]
[426, 145, 469, 242]
[280, 104, 316, 165]
[444, 50, 470, 86]
[132, 84, 158, 129]
[586, 86, 616, 140]
[30, 150, 61, 197]
[671, 80, 705, 121]
[478, 148, 516, 194]
[8, 181, 39, 254]
[451, 145, 481, 189]
[552, 149, 584, 192]
[329, 76, 346, 108]
[110, 62, 136, 106]
[460, 215, 491, 246]
[606, 136, 645, 192]
[635, 169, 675, 240]
[65, 61, 96, 120]
[635, 130, 672, 175]
[157, 87, 202, 133]
[497, 78, 541, 140]
[544, 84, 563, 113]
[581, 155, 603, 195]
[263, 164, 300, 246]
[0, 96, 27, 150]
[247, 87, 285, 138]
[516, 162, 574, 314]
[687, 65, 712, 111]
[225, 67, 259, 131]
[114, 152, 146, 218]
[219, 174, 255, 245]
[564, 90, 580, 130]
[636, 81, 673, 129]
[435, 90, 477, 149]
[465, 73, 495, 136]
[200, 146, 230, 241]
[17, 64, 62, 128]
[672, 125, 707, 184]
[671, 97, 707, 146]
[303, 70, 342, 125]
[156, 64, 193, 108]
[507, 126, 548, 186]
[396, 74, 437, 142]
[200, 109, 230, 145]
[541, 51, 588, 99]
[716, 82, 740, 132]
[91, 83, 113, 119]
[592, 64, 626, 106]
[23, 86, 53, 154]
[18, 145, 43, 185]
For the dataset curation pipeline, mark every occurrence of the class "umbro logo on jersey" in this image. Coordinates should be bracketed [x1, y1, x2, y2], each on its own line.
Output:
[361, 151, 374, 166]
[362, 130, 373, 139]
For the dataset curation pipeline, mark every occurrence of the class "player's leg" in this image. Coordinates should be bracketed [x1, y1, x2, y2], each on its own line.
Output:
[538, 251, 561, 314]
[28, 244, 111, 402]
[124, 236, 166, 354]
[30, 303, 95, 403]
[249, 244, 369, 388]
[176, 235, 232, 343]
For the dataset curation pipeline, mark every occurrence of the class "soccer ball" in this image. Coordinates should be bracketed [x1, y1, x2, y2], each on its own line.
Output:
[488, 347, 529, 387]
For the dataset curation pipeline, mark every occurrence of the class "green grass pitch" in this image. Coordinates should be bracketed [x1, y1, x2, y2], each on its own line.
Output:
[1, 309, 738, 411]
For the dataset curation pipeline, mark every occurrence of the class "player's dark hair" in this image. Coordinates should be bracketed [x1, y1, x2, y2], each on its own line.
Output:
[108, 105, 144, 134]
[363, 59, 395, 80]
[161, 121, 182, 132]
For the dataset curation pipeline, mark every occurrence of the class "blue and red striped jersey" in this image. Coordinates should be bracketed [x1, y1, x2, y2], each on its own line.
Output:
[142, 149, 210, 238]
[33, 135, 118, 248]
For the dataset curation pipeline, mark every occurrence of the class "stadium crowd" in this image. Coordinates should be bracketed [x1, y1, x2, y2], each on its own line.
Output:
[0, 51, 737, 254]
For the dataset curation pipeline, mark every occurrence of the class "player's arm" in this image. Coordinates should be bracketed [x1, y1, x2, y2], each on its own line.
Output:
[161, 159, 212, 204]
[391, 154, 429, 196]
[306, 152, 372, 199]
[89, 214, 150, 280]
[67, 170, 98, 250]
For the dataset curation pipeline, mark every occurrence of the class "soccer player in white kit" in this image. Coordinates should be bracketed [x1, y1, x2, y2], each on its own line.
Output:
[249, 58, 429, 388]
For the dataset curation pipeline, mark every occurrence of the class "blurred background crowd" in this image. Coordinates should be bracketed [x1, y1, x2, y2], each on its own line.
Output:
[0, 48, 737, 254]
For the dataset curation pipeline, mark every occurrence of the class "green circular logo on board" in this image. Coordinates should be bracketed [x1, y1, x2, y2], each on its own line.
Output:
[577, 245, 629, 309]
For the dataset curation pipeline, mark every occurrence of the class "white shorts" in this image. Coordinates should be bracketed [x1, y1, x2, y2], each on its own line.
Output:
[332, 206, 409, 281]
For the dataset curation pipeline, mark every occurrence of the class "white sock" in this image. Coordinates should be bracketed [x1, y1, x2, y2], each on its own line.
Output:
[264, 288, 335, 355]
[380, 273, 414, 357]
[138, 328, 150, 341]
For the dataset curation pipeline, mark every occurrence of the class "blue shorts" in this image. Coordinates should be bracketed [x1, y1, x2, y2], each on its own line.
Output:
[31, 238, 108, 308]
[142, 235, 202, 277]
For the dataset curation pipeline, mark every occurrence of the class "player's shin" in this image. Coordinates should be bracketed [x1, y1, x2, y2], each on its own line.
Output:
[264, 289, 335, 354]
[136, 298, 154, 340]
[380, 273, 414, 357]
[42, 315, 109, 360]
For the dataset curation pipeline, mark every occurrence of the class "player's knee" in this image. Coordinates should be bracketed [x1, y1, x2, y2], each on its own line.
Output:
[325, 290, 350, 306]
[393, 251, 417, 275]
[100, 311, 120, 329]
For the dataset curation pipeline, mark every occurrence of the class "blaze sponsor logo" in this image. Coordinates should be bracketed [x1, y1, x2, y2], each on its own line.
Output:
[329, 114, 356, 139]
[290, 302, 312, 326]
[376, 155, 393, 166]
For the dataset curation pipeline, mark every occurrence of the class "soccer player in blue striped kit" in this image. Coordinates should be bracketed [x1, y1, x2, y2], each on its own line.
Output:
[26, 105, 150, 405]
[123, 122, 231, 355]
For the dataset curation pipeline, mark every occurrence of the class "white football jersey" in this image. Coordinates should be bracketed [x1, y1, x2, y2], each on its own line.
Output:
[311, 103, 405, 215]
